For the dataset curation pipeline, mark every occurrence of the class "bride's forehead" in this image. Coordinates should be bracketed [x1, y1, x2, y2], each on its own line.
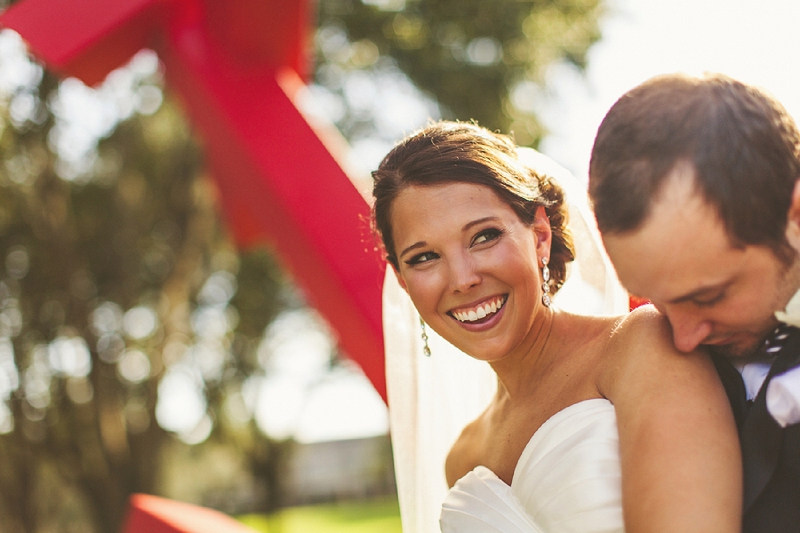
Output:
[390, 183, 514, 237]
[393, 182, 506, 211]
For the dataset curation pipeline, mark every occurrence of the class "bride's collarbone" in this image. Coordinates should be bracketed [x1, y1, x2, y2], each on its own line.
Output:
[495, 358, 602, 418]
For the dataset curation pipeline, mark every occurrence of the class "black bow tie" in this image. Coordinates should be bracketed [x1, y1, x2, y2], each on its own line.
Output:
[761, 325, 800, 378]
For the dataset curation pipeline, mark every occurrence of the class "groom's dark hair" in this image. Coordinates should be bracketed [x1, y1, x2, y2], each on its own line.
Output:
[589, 72, 800, 263]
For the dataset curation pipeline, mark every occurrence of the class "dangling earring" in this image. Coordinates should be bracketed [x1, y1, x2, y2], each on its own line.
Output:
[419, 316, 432, 357]
[541, 257, 552, 308]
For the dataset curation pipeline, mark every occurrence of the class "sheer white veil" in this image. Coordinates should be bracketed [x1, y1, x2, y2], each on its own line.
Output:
[382, 148, 629, 533]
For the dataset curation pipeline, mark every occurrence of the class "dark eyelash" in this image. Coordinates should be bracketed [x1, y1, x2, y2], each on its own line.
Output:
[473, 228, 503, 245]
[695, 293, 724, 307]
[405, 251, 437, 266]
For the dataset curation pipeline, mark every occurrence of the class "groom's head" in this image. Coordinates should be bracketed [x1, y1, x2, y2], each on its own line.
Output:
[589, 72, 800, 358]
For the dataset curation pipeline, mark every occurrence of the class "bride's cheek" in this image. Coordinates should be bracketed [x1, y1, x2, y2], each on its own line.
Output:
[405, 277, 438, 313]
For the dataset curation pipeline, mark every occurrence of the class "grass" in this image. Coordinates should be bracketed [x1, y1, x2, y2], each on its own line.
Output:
[238, 497, 403, 533]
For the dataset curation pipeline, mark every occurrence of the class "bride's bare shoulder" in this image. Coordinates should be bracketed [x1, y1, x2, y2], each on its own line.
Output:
[598, 304, 717, 396]
[607, 304, 674, 351]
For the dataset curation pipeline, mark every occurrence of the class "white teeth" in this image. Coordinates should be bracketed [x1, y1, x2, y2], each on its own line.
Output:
[452, 297, 505, 323]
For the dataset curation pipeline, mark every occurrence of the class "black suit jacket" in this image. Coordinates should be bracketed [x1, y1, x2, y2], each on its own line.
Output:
[713, 326, 800, 533]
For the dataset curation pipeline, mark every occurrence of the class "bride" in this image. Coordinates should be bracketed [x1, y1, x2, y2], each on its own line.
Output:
[372, 122, 741, 532]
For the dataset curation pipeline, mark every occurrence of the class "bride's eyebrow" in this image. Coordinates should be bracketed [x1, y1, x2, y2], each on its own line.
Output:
[463, 217, 501, 232]
[399, 241, 427, 260]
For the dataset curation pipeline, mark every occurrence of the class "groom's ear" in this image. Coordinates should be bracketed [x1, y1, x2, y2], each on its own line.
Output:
[786, 179, 800, 253]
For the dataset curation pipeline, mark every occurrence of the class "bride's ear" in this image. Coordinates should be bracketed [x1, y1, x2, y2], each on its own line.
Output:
[532, 206, 552, 256]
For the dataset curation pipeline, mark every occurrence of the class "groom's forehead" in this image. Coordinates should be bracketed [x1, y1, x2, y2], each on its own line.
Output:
[603, 175, 735, 298]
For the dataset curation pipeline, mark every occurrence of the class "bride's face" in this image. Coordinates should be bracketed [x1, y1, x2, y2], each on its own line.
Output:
[390, 181, 551, 362]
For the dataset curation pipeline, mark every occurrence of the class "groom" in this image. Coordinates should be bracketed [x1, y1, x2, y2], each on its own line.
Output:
[588, 73, 800, 532]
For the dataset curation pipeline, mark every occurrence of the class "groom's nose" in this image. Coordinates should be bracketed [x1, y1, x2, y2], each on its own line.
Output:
[656, 305, 713, 352]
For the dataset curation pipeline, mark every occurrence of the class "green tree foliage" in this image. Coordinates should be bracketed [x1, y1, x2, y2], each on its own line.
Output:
[317, 0, 604, 146]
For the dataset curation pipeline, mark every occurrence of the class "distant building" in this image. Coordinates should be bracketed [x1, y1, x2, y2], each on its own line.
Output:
[282, 434, 396, 505]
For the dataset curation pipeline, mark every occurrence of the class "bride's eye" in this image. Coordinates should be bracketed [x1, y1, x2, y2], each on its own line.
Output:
[472, 228, 503, 246]
[406, 251, 439, 266]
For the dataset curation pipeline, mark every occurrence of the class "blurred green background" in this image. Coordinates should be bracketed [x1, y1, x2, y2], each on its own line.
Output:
[0, 0, 604, 531]
[239, 498, 402, 533]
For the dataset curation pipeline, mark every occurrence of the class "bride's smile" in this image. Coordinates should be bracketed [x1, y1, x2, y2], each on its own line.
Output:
[448, 294, 507, 323]
[390, 181, 551, 362]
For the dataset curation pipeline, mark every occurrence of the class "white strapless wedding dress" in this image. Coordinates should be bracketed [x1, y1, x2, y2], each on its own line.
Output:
[440, 399, 624, 533]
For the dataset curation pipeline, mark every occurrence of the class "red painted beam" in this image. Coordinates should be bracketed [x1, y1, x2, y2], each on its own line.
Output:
[201, 0, 312, 80]
[123, 493, 256, 533]
[161, 19, 386, 399]
[0, 0, 171, 86]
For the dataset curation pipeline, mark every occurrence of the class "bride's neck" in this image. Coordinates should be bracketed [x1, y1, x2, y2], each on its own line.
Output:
[490, 307, 557, 399]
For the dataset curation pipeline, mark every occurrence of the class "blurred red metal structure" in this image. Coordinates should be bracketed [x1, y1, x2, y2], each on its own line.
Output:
[629, 296, 650, 311]
[0, 0, 388, 400]
[122, 494, 257, 533]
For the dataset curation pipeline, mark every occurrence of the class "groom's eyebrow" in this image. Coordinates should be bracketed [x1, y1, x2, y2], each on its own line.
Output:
[668, 282, 731, 304]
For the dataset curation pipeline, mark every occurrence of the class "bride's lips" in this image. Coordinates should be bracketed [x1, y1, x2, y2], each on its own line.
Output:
[447, 295, 508, 329]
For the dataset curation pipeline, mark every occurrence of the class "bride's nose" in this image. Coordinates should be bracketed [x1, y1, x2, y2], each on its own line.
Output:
[448, 254, 481, 293]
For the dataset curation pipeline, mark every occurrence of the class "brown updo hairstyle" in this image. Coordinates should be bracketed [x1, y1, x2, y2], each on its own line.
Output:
[371, 121, 575, 292]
